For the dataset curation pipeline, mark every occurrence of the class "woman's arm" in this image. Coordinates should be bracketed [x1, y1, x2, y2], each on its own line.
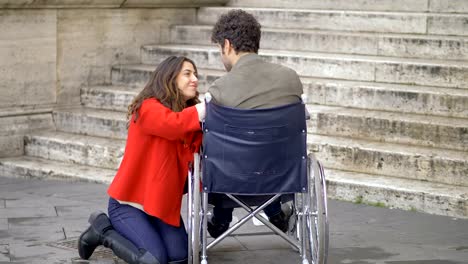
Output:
[136, 99, 201, 140]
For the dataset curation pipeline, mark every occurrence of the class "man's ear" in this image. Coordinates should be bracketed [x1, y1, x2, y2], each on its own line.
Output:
[224, 39, 231, 55]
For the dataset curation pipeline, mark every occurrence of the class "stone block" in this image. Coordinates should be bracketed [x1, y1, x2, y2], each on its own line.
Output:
[143, 45, 468, 88]
[228, 0, 429, 12]
[375, 61, 468, 89]
[0, 113, 54, 158]
[428, 15, 468, 36]
[326, 169, 468, 218]
[172, 25, 380, 56]
[5, 193, 101, 208]
[0, 0, 122, 8]
[0, 9, 56, 108]
[124, 0, 229, 7]
[378, 35, 468, 60]
[235, 234, 291, 250]
[141, 45, 376, 81]
[430, 0, 468, 13]
[0, 136, 23, 158]
[9, 242, 77, 263]
[0, 156, 116, 184]
[81, 85, 139, 112]
[111, 64, 154, 87]
[56, 8, 196, 106]
[55, 205, 110, 218]
[307, 134, 468, 186]
[111, 64, 220, 93]
[172, 25, 468, 60]
[0, 206, 56, 219]
[109, 65, 468, 119]
[304, 79, 468, 118]
[209, 249, 300, 263]
[0, 0, 228, 8]
[54, 108, 127, 139]
[198, 7, 427, 34]
[25, 131, 124, 169]
[309, 105, 468, 151]
[0, 114, 54, 136]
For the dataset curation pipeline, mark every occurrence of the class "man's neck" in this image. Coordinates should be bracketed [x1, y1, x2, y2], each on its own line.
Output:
[231, 52, 254, 67]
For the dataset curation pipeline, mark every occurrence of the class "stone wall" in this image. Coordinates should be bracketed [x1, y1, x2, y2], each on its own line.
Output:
[0, 0, 228, 157]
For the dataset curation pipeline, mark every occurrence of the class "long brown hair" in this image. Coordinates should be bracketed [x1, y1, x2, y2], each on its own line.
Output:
[127, 56, 200, 127]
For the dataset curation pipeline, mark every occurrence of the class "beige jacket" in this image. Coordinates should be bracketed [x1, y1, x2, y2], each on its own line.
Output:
[208, 53, 303, 109]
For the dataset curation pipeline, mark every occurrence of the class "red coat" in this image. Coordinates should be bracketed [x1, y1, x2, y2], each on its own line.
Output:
[108, 98, 202, 227]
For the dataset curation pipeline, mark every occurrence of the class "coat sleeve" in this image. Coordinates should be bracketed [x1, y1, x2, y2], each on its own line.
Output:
[207, 80, 222, 104]
[136, 99, 201, 140]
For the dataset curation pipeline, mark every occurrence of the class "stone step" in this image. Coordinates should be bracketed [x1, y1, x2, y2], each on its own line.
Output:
[111, 64, 154, 87]
[24, 131, 124, 170]
[307, 134, 468, 187]
[141, 44, 468, 89]
[81, 85, 138, 112]
[304, 78, 468, 119]
[53, 107, 127, 140]
[110, 65, 468, 118]
[78, 85, 468, 151]
[170, 25, 468, 60]
[307, 104, 468, 151]
[227, 0, 468, 13]
[110, 64, 215, 93]
[0, 156, 115, 184]
[326, 168, 468, 218]
[0, 154, 465, 218]
[198, 7, 468, 36]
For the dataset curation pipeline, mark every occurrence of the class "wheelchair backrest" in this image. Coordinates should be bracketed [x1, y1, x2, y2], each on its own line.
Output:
[202, 101, 308, 195]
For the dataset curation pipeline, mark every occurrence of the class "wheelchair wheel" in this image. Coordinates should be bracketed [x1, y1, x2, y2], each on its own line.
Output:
[307, 155, 329, 264]
[188, 154, 202, 264]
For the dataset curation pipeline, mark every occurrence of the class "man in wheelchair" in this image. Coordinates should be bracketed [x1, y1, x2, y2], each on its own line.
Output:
[206, 9, 304, 238]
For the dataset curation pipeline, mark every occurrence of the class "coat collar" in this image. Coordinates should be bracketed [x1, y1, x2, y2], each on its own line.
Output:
[232, 53, 260, 71]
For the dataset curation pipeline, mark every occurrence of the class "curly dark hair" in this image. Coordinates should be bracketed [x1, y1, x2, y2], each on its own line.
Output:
[127, 56, 200, 128]
[211, 9, 261, 54]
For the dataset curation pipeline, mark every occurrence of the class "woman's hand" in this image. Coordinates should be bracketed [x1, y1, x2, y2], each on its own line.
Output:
[195, 102, 206, 121]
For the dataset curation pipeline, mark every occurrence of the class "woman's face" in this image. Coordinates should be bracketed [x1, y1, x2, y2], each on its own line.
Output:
[176, 61, 198, 101]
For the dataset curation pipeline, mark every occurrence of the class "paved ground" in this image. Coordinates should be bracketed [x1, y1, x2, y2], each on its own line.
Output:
[0, 175, 467, 264]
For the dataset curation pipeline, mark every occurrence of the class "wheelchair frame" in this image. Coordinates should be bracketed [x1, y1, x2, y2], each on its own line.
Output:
[187, 152, 329, 264]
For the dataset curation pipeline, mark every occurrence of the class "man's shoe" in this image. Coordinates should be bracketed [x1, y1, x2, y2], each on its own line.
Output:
[269, 203, 296, 233]
[268, 211, 288, 232]
[207, 217, 229, 238]
[283, 202, 297, 233]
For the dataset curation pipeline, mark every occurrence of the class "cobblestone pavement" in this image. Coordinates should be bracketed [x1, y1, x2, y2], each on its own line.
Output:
[0, 176, 467, 264]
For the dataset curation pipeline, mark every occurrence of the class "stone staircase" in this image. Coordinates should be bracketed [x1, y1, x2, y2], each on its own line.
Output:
[0, 0, 467, 218]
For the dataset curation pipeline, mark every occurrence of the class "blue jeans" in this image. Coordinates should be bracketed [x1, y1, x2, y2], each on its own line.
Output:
[108, 198, 187, 264]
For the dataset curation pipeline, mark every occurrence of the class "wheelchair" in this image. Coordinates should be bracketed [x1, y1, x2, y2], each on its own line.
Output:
[187, 96, 329, 264]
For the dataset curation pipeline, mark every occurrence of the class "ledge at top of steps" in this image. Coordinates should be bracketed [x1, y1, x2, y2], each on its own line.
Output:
[0, 0, 229, 9]
[0, 104, 54, 118]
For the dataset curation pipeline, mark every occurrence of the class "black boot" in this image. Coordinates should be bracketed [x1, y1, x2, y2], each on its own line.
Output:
[78, 211, 160, 264]
[78, 211, 113, 259]
[101, 229, 160, 264]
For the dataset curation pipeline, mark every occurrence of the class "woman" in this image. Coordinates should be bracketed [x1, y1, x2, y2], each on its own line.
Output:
[78, 56, 205, 264]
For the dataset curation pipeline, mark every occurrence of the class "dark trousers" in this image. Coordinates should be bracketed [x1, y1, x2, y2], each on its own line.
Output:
[213, 198, 282, 224]
[108, 198, 187, 264]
